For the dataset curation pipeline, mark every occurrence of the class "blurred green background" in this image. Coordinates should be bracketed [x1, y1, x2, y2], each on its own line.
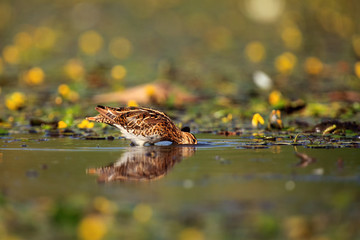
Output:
[1, 0, 360, 124]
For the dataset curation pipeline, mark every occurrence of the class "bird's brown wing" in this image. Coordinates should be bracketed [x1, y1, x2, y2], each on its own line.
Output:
[87, 106, 180, 137]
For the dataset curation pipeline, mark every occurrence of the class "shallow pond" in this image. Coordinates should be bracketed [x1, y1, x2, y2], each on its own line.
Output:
[1, 133, 360, 239]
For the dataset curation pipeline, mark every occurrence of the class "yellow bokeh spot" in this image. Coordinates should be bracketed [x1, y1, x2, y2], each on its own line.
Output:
[269, 90, 282, 106]
[274, 52, 297, 75]
[93, 197, 115, 214]
[3, 45, 20, 64]
[24, 67, 45, 86]
[304, 57, 323, 75]
[354, 62, 360, 78]
[34, 27, 57, 50]
[111, 65, 127, 80]
[133, 204, 153, 223]
[5, 92, 26, 111]
[281, 26, 302, 50]
[55, 96, 63, 105]
[109, 37, 132, 59]
[64, 59, 85, 81]
[178, 227, 204, 240]
[145, 84, 155, 97]
[127, 100, 138, 107]
[69, 90, 80, 102]
[78, 215, 107, 240]
[252, 113, 265, 127]
[14, 32, 33, 50]
[245, 41, 266, 63]
[58, 84, 70, 97]
[79, 30, 103, 55]
[77, 119, 94, 129]
[221, 113, 233, 123]
[58, 121, 68, 129]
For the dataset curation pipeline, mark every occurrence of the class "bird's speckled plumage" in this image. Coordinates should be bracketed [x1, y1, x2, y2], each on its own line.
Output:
[87, 105, 197, 146]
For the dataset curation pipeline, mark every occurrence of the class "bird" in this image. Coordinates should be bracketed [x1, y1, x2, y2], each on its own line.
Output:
[86, 105, 197, 146]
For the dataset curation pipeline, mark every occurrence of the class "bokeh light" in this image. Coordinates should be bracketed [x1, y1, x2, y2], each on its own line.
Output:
[77, 215, 107, 240]
[354, 62, 360, 79]
[5, 92, 26, 111]
[111, 65, 127, 80]
[33, 27, 57, 50]
[109, 37, 132, 59]
[64, 59, 85, 81]
[275, 52, 297, 75]
[281, 26, 302, 50]
[14, 32, 33, 50]
[304, 57, 323, 76]
[2, 45, 20, 64]
[178, 227, 204, 240]
[133, 204, 152, 223]
[79, 30, 103, 55]
[243, 0, 285, 23]
[245, 41, 266, 63]
[23, 67, 45, 86]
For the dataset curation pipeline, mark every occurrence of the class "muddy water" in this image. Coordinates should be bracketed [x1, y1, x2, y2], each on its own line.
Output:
[1, 133, 360, 238]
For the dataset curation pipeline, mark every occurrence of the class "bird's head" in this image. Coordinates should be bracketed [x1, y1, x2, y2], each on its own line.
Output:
[179, 127, 197, 144]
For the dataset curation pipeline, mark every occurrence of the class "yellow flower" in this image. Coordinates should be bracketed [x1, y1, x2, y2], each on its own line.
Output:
[77, 119, 94, 129]
[58, 121, 68, 129]
[269, 90, 282, 106]
[269, 109, 283, 129]
[275, 52, 297, 75]
[24, 67, 45, 86]
[252, 113, 265, 127]
[244, 41, 266, 63]
[221, 113, 233, 123]
[127, 100, 138, 107]
[78, 215, 107, 240]
[178, 227, 204, 240]
[133, 204, 152, 223]
[64, 59, 85, 81]
[111, 65, 127, 80]
[304, 57, 323, 75]
[79, 30, 103, 55]
[145, 84, 155, 97]
[58, 84, 70, 97]
[5, 92, 26, 110]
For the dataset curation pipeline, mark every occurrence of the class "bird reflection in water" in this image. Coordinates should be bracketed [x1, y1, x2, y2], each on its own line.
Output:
[87, 146, 196, 182]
